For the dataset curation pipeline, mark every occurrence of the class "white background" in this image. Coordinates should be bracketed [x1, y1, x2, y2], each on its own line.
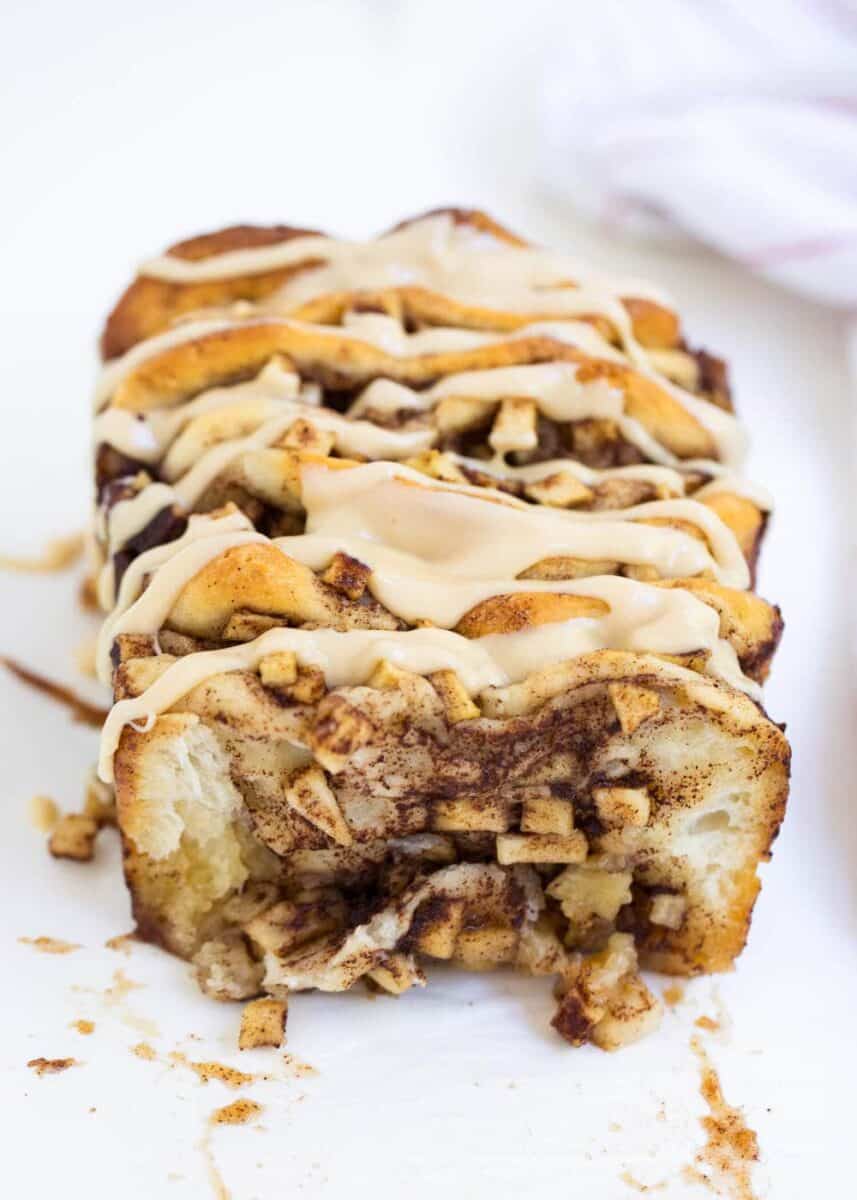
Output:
[1, 3, 855, 1197]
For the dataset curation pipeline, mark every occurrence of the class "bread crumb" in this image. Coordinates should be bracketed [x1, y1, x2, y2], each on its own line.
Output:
[662, 985, 685, 1007]
[71, 1020, 95, 1035]
[238, 998, 287, 1050]
[695, 1015, 720, 1033]
[28, 795, 59, 833]
[19, 936, 81, 955]
[27, 1057, 79, 1076]
[169, 1052, 255, 1089]
[105, 932, 135, 955]
[282, 1053, 318, 1078]
[48, 814, 98, 861]
[132, 1042, 157, 1061]
[210, 1098, 264, 1126]
[74, 634, 98, 679]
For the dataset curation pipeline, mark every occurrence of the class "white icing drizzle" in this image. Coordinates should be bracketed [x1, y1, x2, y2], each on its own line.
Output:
[138, 214, 669, 314]
[298, 462, 749, 588]
[98, 315, 744, 465]
[349, 362, 743, 467]
[452, 451, 687, 491]
[96, 509, 263, 682]
[92, 342, 760, 598]
[98, 610, 754, 784]
[95, 461, 750, 690]
[94, 213, 775, 787]
[96, 482, 178, 609]
[459, 453, 773, 510]
[95, 364, 429, 474]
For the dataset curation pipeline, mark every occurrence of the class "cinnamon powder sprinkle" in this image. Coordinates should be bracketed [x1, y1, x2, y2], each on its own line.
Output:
[27, 1057, 79, 1076]
[687, 1036, 760, 1199]
[210, 1098, 263, 1126]
[1, 657, 108, 728]
[19, 936, 81, 955]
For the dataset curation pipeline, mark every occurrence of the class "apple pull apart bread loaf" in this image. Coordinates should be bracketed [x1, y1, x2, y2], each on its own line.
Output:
[92, 209, 789, 1049]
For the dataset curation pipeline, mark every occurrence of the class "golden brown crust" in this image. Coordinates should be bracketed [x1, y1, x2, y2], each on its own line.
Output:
[102, 224, 320, 360]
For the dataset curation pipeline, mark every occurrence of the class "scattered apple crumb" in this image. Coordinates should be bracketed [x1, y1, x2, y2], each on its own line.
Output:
[71, 1020, 95, 1036]
[19, 936, 81, 955]
[662, 984, 685, 1007]
[132, 1042, 158, 1061]
[210, 1098, 264, 1126]
[28, 795, 59, 833]
[695, 1015, 721, 1033]
[27, 1057, 79, 1076]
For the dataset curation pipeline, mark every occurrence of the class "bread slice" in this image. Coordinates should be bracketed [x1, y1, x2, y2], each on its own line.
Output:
[111, 646, 787, 1047]
[89, 208, 787, 1050]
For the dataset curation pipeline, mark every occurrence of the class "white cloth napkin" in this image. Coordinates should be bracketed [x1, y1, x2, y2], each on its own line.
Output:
[541, 0, 857, 308]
